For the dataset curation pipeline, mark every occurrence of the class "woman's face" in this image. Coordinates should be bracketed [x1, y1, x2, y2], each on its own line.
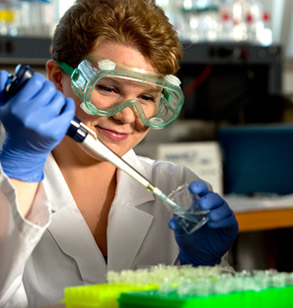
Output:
[61, 41, 153, 159]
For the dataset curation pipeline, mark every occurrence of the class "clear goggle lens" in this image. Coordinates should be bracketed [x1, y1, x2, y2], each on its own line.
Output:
[58, 56, 184, 129]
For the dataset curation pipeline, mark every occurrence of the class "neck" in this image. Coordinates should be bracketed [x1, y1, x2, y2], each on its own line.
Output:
[52, 137, 118, 193]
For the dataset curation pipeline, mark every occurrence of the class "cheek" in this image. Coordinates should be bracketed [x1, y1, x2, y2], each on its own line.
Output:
[91, 91, 113, 109]
[135, 126, 150, 143]
[61, 84, 84, 117]
[134, 116, 150, 132]
[62, 84, 77, 102]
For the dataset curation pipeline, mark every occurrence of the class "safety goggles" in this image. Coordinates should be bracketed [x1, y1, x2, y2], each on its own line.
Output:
[57, 56, 184, 129]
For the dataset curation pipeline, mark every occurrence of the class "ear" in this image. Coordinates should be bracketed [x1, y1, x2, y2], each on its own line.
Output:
[46, 59, 64, 91]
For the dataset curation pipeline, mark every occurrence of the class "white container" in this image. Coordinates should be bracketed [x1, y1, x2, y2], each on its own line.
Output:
[136, 141, 223, 195]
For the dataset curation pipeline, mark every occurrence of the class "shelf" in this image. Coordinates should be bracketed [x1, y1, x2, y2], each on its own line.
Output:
[0, 36, 52, 65]
[180, 42, 283, 95]
[181, 42, 282, 65]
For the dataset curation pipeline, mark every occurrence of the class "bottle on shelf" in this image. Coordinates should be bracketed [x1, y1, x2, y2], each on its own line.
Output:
[0, 0, 19, 36]
[17, 0, 55, 37]
[180, 0, 221, 43]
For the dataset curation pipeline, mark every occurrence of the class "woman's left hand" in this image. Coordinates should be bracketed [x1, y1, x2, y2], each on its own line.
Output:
[168, 180, 239, 266]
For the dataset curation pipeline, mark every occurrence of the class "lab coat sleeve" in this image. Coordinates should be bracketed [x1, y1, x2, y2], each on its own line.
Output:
[0, 165, 51, 308]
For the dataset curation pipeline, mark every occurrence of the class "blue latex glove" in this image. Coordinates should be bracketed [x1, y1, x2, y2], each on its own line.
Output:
[0, 70, 75, 182]
[168, 180, 239, 266]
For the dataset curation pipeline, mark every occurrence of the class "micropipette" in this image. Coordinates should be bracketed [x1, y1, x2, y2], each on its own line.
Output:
[67, 118, 197, 219]
[5, 64, 201, 226]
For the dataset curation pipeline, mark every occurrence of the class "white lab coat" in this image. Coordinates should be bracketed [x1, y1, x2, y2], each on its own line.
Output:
[0, 149, 203, 308]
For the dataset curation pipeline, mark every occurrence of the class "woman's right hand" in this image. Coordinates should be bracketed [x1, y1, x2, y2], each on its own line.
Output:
[0, 69, 75, 182]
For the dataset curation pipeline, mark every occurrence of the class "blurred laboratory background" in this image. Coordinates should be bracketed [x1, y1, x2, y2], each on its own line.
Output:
[1, 0, 293, 272]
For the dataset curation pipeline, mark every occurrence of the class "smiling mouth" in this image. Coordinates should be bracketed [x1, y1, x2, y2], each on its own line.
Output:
[97, 126, 130, 141]
[98, 126, 129, 135]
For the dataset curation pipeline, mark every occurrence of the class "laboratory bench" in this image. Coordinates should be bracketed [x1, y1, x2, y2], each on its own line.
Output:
[235, 208, 293, 232]
[225, 193, 293, 233]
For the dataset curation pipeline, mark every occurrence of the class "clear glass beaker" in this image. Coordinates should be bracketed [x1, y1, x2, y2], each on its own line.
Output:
[165, 183, 209, 234]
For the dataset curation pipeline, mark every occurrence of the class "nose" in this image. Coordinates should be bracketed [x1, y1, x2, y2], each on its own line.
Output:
[111, 105, 137, 124]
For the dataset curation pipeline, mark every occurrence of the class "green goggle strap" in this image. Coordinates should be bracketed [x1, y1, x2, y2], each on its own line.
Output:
[56, 61, 74, 76]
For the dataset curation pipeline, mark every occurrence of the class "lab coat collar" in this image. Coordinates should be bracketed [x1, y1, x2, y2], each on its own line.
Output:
[44, 154, 107, 283]
[114, 149, 155, 208]
[44, 153, 73, 212]
[107, 150, 155, 271]
[43, 151, 156, 280]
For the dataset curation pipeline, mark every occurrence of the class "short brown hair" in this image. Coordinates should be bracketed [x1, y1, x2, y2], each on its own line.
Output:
[51, 0, 183, 75]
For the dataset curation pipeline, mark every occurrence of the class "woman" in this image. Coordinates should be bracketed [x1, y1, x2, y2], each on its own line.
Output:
[0, 0, 238, 307]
